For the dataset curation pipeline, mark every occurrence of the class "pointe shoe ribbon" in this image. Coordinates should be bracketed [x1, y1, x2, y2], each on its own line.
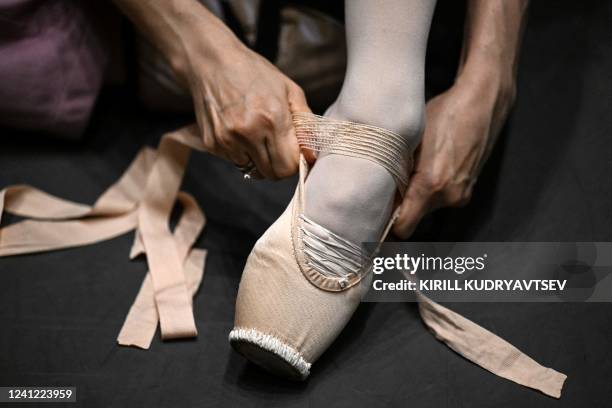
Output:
[0, 126, 209, 349]
[415, 292, 566, 398]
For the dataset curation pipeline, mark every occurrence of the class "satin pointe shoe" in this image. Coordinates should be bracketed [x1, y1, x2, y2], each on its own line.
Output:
[229, 112, 414, 379]
[228, 113, 567, 399]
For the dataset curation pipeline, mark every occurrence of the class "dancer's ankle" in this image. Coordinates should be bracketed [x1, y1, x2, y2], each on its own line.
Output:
[325, 92, 425, 144]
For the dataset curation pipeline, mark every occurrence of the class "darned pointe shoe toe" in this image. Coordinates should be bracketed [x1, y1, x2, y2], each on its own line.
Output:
[229, 328, 311, 380]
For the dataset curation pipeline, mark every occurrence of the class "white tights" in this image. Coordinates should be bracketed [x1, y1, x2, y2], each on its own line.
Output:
[305, 0, 437, 243]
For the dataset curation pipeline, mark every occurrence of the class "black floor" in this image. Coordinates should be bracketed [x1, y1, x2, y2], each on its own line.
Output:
[1, 1, 611, 407]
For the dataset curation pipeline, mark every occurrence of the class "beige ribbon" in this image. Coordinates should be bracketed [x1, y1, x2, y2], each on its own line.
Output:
[0, 126, 208, 349]
[416, 293, 566, 398]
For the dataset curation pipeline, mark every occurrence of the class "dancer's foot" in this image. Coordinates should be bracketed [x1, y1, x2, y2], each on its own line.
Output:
[230, 112, 420, 380]
[304, 103, 424, 244]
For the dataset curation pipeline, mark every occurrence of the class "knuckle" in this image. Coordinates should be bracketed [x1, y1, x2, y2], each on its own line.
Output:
[290, 83, 306, 99]
[273, 161, 298, 179]
[268, 98, 285, 118]
[259, 98, 287, 130]
[228, 118, 251, 138]
[216, 132, 233, 150]
[255, 109, 278, 131]
[423, 173, 446, 193]
[201, 134, 217, 153]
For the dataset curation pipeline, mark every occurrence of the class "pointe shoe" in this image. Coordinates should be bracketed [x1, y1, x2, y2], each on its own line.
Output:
[228, 113, 567, 399]
[229, 113, 415, 379]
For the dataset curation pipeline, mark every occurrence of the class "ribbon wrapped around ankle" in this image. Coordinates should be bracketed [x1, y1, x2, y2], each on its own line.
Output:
[293, 112, 417, 195]
[0, 125, 208, 349]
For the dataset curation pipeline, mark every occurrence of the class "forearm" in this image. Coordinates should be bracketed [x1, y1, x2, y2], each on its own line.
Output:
[113, 0, 239, 81]
[457, 0, 529, 99]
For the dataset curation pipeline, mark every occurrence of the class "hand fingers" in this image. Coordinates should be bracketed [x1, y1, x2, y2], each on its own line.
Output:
[192, 89, 217, 154]
[392, 176, 433, 239]
[197, 95, 262, 173]
[197, 80, 312, 179]
[261, 82, 312, 178]
[207, 128, 252, 169]
[266, 118, 300, 178]
[224, 143, 251, 169]
[244, 135, 276, 179]
[286, 83, 317, 164]
[287, 81, 311, 114]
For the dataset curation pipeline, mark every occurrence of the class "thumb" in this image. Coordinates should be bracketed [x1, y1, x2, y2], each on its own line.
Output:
[393, 178, 432, 239]
[287, 82, 316, 164]
[287, 82, 311, 114]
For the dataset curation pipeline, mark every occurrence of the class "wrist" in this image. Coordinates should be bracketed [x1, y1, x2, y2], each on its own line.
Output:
[456, 55, 517, 108]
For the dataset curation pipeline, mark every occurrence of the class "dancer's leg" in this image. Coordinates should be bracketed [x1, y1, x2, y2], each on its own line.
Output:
[305, 0, 437, 243]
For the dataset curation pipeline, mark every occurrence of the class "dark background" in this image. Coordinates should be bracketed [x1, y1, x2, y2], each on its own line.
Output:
[1, 1, 611, 407]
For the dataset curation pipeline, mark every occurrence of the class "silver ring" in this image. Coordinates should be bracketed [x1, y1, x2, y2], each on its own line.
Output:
[235, 160, 256, 180]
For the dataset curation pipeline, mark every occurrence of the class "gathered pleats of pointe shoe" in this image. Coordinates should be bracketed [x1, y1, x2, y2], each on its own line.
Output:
[0, 125, 209, 349]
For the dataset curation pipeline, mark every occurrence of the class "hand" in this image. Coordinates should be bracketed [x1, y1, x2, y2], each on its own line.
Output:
[393, 77, 516, 238]
[178, 34, 311, 179]
[114, 0, 311, 179]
